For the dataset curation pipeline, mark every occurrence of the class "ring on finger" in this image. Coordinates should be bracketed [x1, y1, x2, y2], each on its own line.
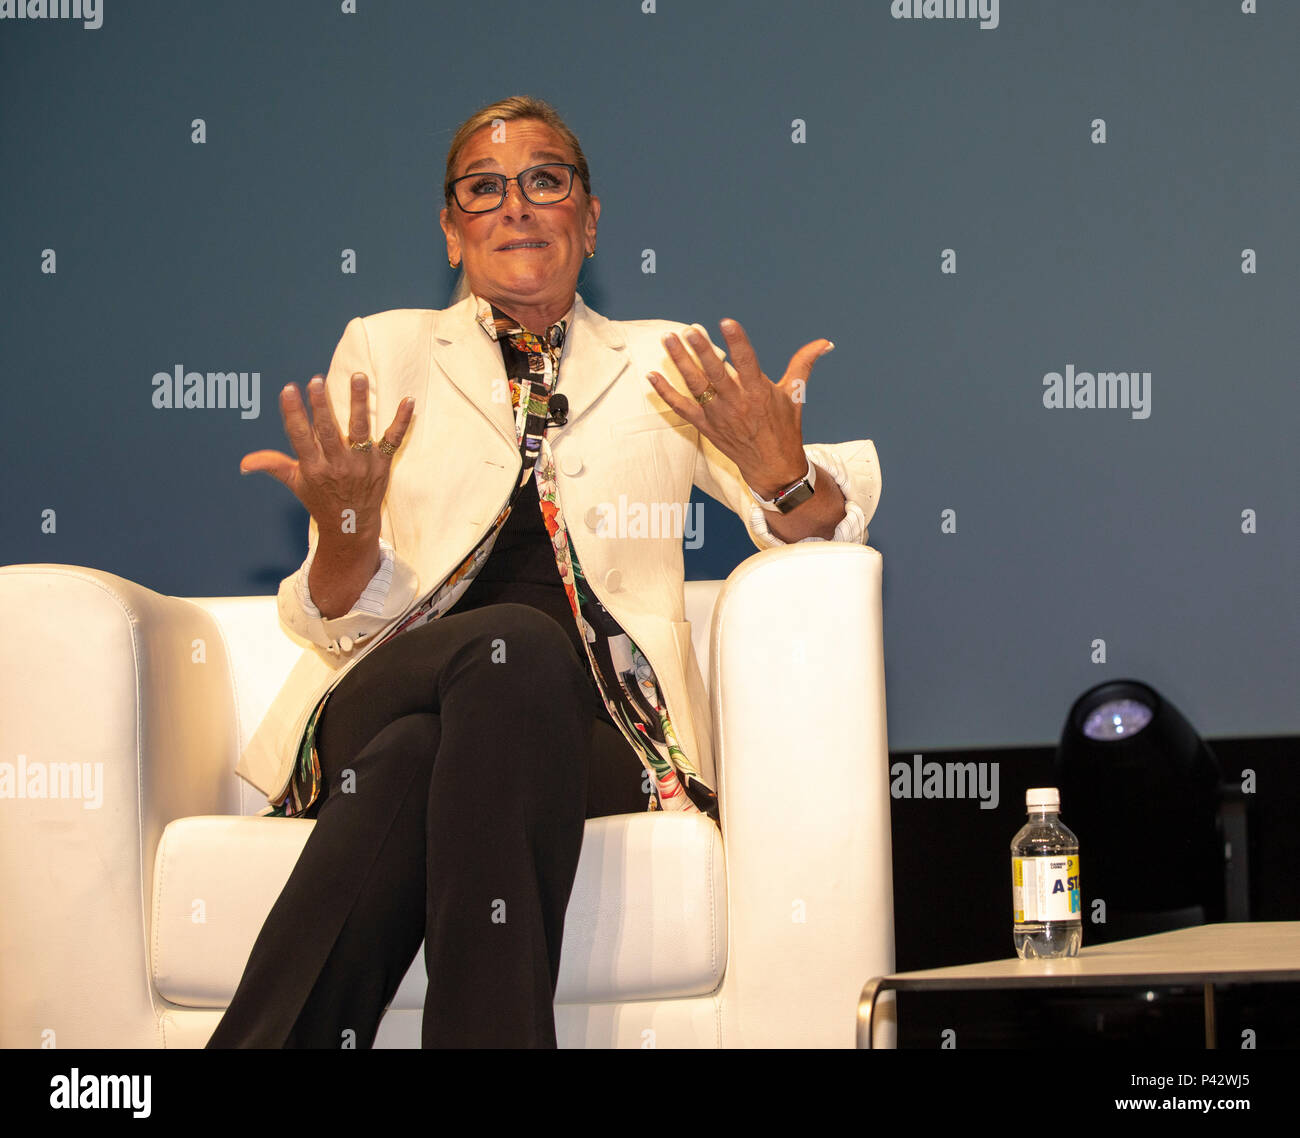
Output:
[376, 438, 398, 456]
[349, 438, 373, 452]
[695, 384, 718, 406]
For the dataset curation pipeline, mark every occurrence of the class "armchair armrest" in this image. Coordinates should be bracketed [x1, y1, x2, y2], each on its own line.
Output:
[709, 542, 896, 1046]
[0, 564, 242, 1046]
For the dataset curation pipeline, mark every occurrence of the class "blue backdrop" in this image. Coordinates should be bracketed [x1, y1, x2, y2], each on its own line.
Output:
[2, 0, 1295, 750]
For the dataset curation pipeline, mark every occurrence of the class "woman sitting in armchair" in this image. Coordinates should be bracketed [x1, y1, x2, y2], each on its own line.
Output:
[207, 93, 880, 1050]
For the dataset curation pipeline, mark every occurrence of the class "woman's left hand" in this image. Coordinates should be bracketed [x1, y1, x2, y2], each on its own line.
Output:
[647, 319, 833, 498]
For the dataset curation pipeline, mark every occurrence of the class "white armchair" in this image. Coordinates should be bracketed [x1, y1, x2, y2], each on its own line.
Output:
[0, 542, 895, 1048]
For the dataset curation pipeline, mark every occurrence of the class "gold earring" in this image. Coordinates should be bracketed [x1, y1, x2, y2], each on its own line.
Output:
[449, 259, 458, 269]
[585, 248, 595, 259]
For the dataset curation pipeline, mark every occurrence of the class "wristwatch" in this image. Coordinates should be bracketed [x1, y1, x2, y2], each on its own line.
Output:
[748, 459, 816, 514]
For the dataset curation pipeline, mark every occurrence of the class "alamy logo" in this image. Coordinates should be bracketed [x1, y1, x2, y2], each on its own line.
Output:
[49, 1069, 150, 1118]
[1042, 365, 1151, 419]
[0, 755, 104, 809]
[0, 0, 103, 29]
[890, 0, 999, 31]
[152, 365, 261, 419]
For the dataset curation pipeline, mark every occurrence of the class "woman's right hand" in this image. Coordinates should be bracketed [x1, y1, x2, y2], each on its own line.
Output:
[239, 372, 415, 539]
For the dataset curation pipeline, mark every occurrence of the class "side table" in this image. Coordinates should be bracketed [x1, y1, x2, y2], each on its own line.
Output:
[857, 921, 1300, 1048]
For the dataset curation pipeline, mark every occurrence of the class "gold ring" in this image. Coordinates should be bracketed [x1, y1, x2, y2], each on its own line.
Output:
[349, 439, 373, 452]
[695, 385, 718, 406]
[376, 438, 398, 456]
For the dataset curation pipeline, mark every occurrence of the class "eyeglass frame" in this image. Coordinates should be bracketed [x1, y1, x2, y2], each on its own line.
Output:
[446, 163, 582, 214]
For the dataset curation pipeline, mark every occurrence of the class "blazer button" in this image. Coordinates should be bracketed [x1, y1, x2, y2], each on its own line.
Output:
[604, 568, 623, 592]
[339, 635, 354, 653]
[559, 452, 583, 477]
[584, 505, 601, 532]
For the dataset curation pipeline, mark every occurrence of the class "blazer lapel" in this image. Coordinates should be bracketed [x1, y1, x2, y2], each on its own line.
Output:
[429, 290, 630, 451]
[429, 293, 517, 456]
[549, 292, 630, 437]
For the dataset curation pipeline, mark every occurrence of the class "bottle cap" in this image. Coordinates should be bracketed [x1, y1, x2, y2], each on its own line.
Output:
[1026, 787, 1060, 812]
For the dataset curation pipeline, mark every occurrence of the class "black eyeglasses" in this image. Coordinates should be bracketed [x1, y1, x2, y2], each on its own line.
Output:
[447, 163, 579, 213]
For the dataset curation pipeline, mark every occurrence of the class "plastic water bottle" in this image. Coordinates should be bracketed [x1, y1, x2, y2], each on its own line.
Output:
[1011, 787, 1081, 959]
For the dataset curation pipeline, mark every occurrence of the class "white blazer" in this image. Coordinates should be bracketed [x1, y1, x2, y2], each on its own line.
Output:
[235, 292, 882, 802]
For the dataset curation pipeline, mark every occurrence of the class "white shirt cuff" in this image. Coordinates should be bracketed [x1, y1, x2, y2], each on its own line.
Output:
[295, 536, 396, 619]
[747, 444, 868, 548]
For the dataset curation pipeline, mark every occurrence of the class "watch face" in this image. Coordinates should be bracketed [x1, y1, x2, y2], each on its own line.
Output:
[774, 479, 816, 514]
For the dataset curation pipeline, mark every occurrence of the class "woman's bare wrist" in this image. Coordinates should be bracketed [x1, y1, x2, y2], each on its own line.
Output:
[308, 529, 382, 619]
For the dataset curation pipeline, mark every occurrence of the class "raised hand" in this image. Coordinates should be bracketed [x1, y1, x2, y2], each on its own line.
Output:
[646, 319, 832, 498]
[240, 372, 414, 539]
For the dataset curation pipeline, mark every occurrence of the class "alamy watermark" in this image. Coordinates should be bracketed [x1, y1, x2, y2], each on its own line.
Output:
[592, 495, 703, 549]
[890, 0, 999, 31]
[890, 754, 1000, 810]
[152, 365, 261, 419]
[0, 0, 103, 29]
[1042, 365, 1151, 419]
[1, 755, 104, 809]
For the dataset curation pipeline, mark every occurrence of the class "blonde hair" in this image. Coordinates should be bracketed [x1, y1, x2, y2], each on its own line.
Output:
[442, 95, 592, 211]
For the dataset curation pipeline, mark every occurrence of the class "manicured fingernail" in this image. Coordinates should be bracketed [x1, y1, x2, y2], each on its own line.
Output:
[821, 340, 835, 354]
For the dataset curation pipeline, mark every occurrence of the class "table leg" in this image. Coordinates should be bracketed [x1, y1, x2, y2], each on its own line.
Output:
[857, 977, 891, 1049]
[1203, 982, 1217, 1049]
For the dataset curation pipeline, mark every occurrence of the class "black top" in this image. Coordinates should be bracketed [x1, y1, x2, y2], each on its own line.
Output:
[446, 471, 597, 689]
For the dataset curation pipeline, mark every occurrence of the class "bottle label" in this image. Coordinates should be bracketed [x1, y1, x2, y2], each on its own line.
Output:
[1013, 855, 1080, 923]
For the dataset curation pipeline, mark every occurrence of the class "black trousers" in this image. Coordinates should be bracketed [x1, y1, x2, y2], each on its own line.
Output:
[204, 603, 650, 1049]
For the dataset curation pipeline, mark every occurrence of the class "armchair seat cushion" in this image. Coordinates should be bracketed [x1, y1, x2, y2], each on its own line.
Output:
[153, 811, 727, 1008]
